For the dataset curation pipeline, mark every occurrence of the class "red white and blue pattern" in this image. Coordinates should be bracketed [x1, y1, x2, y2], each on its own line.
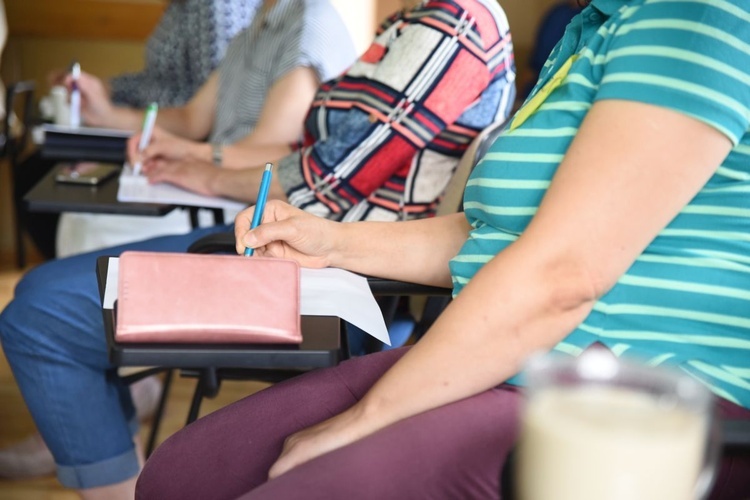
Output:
[277, 0, 515, 222]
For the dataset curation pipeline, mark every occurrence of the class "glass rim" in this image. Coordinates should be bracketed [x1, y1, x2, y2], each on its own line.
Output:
[522, 349, 715, 411]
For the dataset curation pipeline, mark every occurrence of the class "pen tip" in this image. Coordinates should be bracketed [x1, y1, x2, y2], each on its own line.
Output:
[264, 162, 273, 171]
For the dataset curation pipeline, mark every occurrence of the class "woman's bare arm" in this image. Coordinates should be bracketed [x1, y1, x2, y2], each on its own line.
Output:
[268, 99, 735, 477]
[239, 203, 471, 288]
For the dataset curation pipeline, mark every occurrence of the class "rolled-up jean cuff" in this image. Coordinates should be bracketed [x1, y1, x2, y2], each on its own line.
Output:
[57, 447, 140, 489]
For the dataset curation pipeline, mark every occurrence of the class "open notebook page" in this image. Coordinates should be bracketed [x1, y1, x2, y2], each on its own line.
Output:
[117, 165, 247, 211]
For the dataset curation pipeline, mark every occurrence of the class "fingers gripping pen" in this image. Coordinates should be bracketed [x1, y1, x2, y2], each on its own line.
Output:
[244, 163, 273, 257]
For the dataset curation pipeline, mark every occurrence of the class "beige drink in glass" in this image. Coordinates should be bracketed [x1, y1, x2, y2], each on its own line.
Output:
[516, 350, 716, 500]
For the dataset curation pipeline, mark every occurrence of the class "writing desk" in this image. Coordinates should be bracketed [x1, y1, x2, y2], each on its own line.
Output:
[26, 128, 170, 215]
[96, 256, 345, 369]
[26, 128, 231, 222]
[25, 164, 174, 216]
[40, 144, 126, 164]
[97, 255, 346, 446]
[24, 161, 228, 228]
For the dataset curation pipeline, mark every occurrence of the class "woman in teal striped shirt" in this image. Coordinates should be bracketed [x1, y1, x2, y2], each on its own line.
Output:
[137, 0, 750, 497]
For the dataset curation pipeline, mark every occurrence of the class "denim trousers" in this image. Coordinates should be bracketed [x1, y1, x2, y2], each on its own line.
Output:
[0, 224, 232, 488]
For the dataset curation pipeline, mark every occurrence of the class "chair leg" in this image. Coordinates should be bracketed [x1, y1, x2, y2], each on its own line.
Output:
[189, 208, 200, 229]
[501, 449, 516, 499]
[14, 210, 25, 269]
[186, 381, 204, 425]
[145, 369, 174, 457]
[211, 208, 224, 225]
[185, 368, 219, 425]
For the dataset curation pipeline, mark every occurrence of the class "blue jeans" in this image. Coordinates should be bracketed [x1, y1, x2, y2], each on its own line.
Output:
[0, 224, 232, 489]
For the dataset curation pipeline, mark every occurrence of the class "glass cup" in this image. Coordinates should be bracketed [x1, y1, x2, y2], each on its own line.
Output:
[50, 85, 70, 126]
[515, 348, 719, 500]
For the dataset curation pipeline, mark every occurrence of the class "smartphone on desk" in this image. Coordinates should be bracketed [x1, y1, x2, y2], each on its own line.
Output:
[55, 162, 120, 186]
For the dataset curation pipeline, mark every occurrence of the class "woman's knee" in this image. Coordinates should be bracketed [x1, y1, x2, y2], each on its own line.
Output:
[0, 282, 40, 350]
[0, 257, 102, 357]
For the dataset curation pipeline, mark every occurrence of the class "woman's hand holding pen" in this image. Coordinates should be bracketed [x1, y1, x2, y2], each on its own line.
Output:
[127, 126, 195, 167]
[142, 160, 219, 196]
[63, 71, 113, 127]
[235, 200, 341, 269]
[50, 68, 112, 96]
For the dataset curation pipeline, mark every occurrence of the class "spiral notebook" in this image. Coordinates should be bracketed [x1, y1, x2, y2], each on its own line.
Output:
[116, 251, 302, 344]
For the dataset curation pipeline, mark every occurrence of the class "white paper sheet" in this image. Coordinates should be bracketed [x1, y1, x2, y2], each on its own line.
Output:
[117, 166, 247, 211]
[103, 257, 120, 309]
[300, 268, 390, 345]
[102, 258, 390, 345]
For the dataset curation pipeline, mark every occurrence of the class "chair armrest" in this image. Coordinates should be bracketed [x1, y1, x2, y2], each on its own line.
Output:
[722, 419, 750, 451]
[187, 231, 235, 254]
[365, 277, 452, 297]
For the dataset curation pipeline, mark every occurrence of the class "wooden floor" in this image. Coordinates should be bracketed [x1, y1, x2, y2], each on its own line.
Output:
[0, 255, 270, 499]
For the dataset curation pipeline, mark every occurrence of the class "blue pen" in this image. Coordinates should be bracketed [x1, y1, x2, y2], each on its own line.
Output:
[244, 162, 273, 256]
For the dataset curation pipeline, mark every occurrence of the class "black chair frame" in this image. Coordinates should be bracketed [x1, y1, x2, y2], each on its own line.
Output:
[6, 80, 36, 268]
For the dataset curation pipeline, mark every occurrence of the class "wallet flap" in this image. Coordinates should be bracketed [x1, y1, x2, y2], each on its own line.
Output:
[116, 251, 302, 344]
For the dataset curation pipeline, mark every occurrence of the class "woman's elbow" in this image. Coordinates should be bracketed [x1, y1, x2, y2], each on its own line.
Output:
[540, 259, 606, 316]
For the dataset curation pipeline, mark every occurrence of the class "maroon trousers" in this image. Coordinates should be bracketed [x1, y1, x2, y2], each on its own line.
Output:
[136, 348, 750, 500]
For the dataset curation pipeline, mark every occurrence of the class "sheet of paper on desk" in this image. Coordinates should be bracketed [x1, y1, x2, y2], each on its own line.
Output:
[103, 257, 121, 309]
[103, 258, 390, 345]
[117, 167, 247, 211]
[299, 267, 390, 345]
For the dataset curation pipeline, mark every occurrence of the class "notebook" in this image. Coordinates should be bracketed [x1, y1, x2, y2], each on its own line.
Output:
[116, 251, 302, 344]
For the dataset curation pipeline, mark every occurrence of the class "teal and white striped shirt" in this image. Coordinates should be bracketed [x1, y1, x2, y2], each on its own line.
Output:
[450, 0, 750, 407]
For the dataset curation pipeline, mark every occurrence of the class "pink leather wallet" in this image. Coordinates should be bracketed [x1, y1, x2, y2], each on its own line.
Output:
[115, 251, 302, 344]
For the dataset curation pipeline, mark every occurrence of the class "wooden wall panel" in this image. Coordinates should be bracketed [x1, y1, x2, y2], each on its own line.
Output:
[6, 0, 165, 41]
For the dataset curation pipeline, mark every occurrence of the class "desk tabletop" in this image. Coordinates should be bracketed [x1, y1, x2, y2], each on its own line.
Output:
[41, 146, 126, 164]
[25, 163, 175, 216]
[95, 256, 345, 369]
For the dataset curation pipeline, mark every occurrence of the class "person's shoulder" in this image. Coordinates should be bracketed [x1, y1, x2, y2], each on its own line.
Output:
[629, 0, 749, 23]
[409, 0, 508, 22]
[294, 0, 356, 76]
[299, 0, 344, 22]
[614, 0, 750, 47]
[295, 0, 350, 40]
[409, 0, 511, 47]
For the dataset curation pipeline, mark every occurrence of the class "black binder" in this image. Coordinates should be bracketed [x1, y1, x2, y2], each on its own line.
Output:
[40, 124, 131, 163]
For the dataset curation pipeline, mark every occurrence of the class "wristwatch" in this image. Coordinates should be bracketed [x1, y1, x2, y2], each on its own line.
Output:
[211, 143, 223, 167]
